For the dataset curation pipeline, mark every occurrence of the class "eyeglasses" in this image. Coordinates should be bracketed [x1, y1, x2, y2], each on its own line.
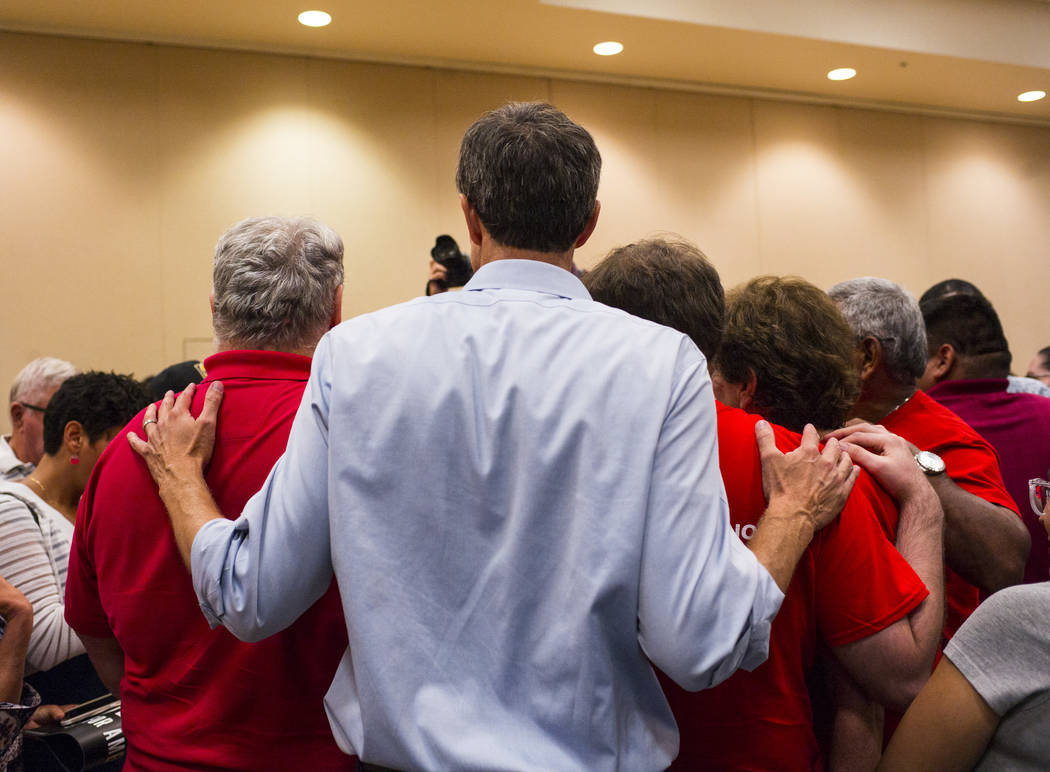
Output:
[1030, 478, 1050, 517]
[17, 402, 46, 413]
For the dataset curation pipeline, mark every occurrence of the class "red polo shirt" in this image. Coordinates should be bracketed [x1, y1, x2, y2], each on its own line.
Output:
[65, 350, 354, 771]
[925, 379, 1050, 584]
[663, 403, 927, 771]
[882, 389, 1020, 641]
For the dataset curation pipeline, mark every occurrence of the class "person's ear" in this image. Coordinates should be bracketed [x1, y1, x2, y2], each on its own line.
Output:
[859, 337, 881, 382]
[738, 368, 758, 412]
[329, 285, 344, 329]
[931, 343, 956, 381]
[63, 420, 85, 461]
[573, 201, 601, 249]
[10, 403, 24, 430]
[460, 194, 484, 248]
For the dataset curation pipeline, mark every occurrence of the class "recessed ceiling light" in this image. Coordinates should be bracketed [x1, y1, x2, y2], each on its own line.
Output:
[593, 41, 624, 56]
[298, 10, 332, 27]
[1017, 90, 1046, 102]
[827, 67, 857, 81]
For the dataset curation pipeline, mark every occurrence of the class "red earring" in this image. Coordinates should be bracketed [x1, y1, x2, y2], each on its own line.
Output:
[70, 455, 79, 465]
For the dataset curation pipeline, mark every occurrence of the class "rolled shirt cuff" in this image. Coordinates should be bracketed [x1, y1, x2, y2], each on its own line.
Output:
[191, 517, 244, 629]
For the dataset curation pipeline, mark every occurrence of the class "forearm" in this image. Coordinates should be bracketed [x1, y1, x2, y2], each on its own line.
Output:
[80, 636, 124, 696]
[828, 661, 883, 772]
[747, 500, 816, 593]
[930, 475, 1028, 593]
[154, 463, 224, 570]
[0, 614, 31, 703]
[893, 484, 945, 667]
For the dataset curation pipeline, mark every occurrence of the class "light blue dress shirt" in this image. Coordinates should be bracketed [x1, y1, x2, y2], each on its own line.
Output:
[192, 259, 783, 771]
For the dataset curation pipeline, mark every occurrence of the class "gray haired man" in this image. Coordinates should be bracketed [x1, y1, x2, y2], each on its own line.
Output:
[827, 277, 1028, 622]
[2, 357, 77, 480]
[65, 216, 355, 770]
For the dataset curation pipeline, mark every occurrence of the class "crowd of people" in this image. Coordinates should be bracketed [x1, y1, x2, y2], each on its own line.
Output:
[0, 101, 1048, 771]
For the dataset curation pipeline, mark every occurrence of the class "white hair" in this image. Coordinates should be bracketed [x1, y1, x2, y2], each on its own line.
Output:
[212, 216, 345, 351]
[9, 357, 77, 404]
[828, 277, 928, 385]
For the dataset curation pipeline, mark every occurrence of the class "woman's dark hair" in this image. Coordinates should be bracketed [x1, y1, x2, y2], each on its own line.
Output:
[43, 372, 150, 455]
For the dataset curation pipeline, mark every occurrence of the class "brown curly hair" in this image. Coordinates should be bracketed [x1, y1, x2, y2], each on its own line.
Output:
[713, 276, 860, 432]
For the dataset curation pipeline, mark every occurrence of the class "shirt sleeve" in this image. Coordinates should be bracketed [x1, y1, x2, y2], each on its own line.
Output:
[191, 335, 336, 642]
[945, 583, 1050, 716]
[637, 342, 783, 691]
[0, 496, 85, 672]
[814, 475, 929, 646]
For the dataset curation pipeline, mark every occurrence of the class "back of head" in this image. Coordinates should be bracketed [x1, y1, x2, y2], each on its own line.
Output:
[43, 372, 149, 455]
[10, 357, 77, 404]
[212, 216, 344, 352]
[715, 276, 860, 432]
[583, 239, 724, 358]
[920, 292, 1011, 378]
[918, 277, 984, 306]
[456, 102, 601, 253]
[143, 360, 205, 403]
[828, 277, 927, 386]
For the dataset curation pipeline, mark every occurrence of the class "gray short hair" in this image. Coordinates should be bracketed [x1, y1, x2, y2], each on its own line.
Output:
[10, 357, 77, 404]
[456, 102, 601, 253]
[212, 216, 344, 351]
[828, 277, 927, 384]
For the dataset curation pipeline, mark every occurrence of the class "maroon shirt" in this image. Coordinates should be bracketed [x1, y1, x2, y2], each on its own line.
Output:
[66, 350, 354, 771]
[926, 378, 1050, 584]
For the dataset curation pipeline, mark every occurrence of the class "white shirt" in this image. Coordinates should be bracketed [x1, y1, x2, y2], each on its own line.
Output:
[0, 436, 33, 481]
[0, 481, 81, 673]
[192, 259, 783, 771]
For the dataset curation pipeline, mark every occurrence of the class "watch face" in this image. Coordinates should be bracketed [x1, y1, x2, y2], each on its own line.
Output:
[916, 450, 946, 475]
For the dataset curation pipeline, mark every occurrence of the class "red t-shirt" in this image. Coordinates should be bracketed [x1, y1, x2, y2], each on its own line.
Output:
[662, 403, 928, 771]
[65, 351, 354, 771]
[882, 389, 1020, 642]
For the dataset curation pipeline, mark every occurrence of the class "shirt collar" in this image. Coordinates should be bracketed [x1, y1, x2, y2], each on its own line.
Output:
[0, 436, 32, 477]
[463, 259, 591, 301]
[926, 378, 1009, 398]
[202, 349, 313, 382]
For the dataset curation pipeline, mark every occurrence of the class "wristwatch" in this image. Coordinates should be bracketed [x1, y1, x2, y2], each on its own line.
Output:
[914, 450, 946, 476]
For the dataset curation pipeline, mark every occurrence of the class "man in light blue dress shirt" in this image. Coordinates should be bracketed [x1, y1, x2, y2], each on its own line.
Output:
[130, 102, 858, 771]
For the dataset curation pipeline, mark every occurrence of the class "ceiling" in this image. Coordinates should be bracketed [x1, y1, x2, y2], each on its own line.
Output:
[2, 0, 1049, 124]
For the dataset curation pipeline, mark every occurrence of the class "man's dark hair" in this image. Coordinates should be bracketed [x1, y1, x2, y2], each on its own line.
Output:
[456, 102, 601, 253]
[918, 277, 984, 305]
[1038, 346, 1050, 370]
[43, 372, 150, 455]
[920, 293, 1012, 378]
[714, 276, 860, 432]
[583, 238, 724, 358]
[142, 361, 204, 403]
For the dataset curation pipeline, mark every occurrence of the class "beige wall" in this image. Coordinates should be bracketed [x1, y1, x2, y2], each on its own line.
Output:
[2, 31, 1048, 431]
